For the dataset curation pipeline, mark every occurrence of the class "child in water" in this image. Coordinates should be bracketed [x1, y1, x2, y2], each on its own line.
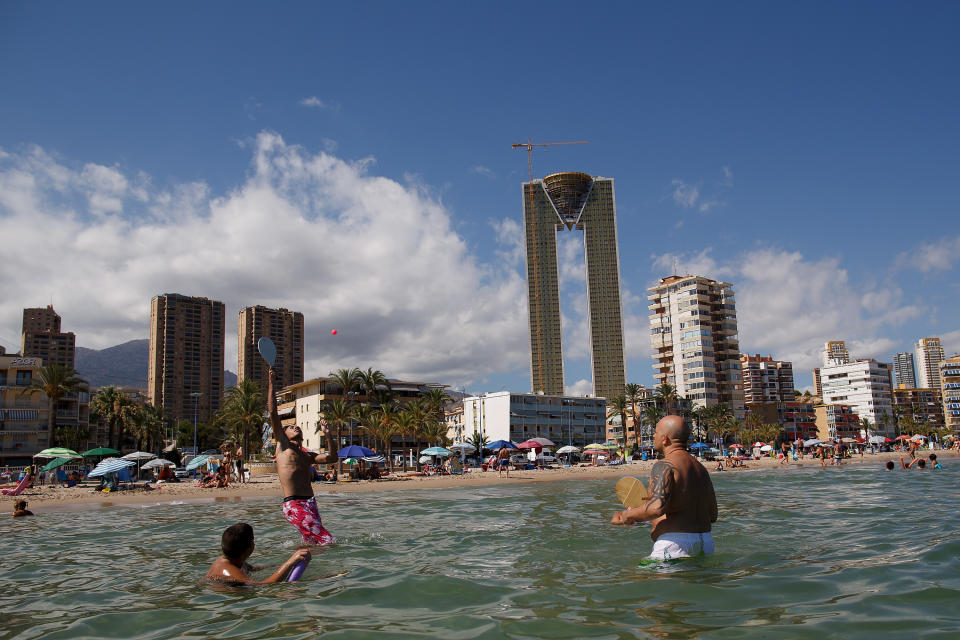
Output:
[12, 499, 33, 517]
[206, 522, 310, 584]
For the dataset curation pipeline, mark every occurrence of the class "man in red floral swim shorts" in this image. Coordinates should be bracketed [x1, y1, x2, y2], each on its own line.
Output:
[268, 368, 338, 545]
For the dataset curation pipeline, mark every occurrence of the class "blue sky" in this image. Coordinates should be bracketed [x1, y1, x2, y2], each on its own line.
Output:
[1, 1, 958, 395]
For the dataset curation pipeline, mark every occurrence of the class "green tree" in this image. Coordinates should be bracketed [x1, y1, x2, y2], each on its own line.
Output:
[357, 368, 389, 398]
[220, 379, 267, 461]
[90, 386, 136, 450]
[31, 364, 87, 447]
[642, 404, 664, 447]
[329, 367, 361, 397]
[466, 430, 489, 459]
[624, 383, 644, 450]
[394, 408, 419, 469]
[609, 394, 630, 457]
[655, 383, 681, 415]
[367, 406, 400, 463]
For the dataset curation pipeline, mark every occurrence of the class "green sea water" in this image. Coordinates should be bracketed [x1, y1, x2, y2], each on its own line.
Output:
[2, 464, 958, 639]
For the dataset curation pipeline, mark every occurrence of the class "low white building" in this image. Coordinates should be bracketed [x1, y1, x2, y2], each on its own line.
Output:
[462, 391, 607, 448]
[820, 359, 894, 433]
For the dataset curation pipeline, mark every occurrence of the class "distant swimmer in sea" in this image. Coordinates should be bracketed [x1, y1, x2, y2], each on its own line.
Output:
[610, 415, 718, 560]
[206, 522, 310, 584]
[267, 368, 337, 545]
[929, 454, 942, 469]
[12, 499, 33, 517]
[900, 456, 927, 469]
[885, 461, 895, 471]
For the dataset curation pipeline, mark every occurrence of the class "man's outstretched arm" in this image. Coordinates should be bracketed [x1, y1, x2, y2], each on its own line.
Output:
[267, 368, 292, 452]
[311, 420, 338, 464]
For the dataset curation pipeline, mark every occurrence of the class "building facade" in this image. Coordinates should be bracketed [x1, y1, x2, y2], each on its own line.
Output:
[147, 294, 225, 425]
[238, 306, 304, 400]
[0, 354, 50, 465]
[820, 358, 894, 432]
[746, 399, 818, 441]
[741, 354, 795, 404]
[521, 172, 626, 400]
[823, 340, 851, 366]
[892, 386, 944, 432]
[20, 305, 76, 370]
[463, 391, 607, 449]
[915, 337, 945, 389]
[648, 275, 744, 416]
[814, 403, 861, 441]
[892, 352, 917, 389]
[940, 355, 960, 435]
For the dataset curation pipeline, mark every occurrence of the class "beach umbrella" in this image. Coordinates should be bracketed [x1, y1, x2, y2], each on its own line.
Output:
[122, 451, 157, 479]
[895, 435, 911, 441]
[803, 439, 822, 447]
[338, 445, 376, 458]
[556, 445, 580, 453]
[911, 434, 926, 441]
[361, 455, 385, 463]
[420, 447, 454, 457]
[729, 444, 744, 448]
[868, 435, 886, 444]
[186, 454, 211, 471]
[751, 442, 766, 448]
[760, 445, 773, 452]
[81, 447, 120, 457]
[88, 457, 135, 477]
[142, 458, 175, 469]
[39, 457, 74, 472]
[516, 440, 544, 450]
[689, 443, 710, 450]
[34, 447, 81, 459]
[485, 440, 516, 450]
[449, 442, 476, 452]
[528, 437, 556, 447]
[418, 455, 432, 464]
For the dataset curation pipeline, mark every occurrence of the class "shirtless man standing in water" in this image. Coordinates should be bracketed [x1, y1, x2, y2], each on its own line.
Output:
[611, 415, 718, 560]
[268, 368, 338, 545]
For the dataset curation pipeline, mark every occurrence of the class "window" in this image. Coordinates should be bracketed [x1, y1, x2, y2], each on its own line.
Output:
[16, 370, 32, 386]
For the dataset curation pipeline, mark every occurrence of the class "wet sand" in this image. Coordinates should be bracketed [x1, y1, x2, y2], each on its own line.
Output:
[5, 449, 954, 513]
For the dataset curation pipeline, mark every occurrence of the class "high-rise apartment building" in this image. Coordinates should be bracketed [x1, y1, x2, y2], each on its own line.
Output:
[940, 355, 960, 435]
[892, 352, 917, 389]
[812, 368, 822, 397]
[915, 337, 945, 389]
[147, 294, 225, 425]
[238, 306, 304, 399]
[820, 358, 893, 432]
[741, 354, 795, 404]
[892, 386, 944, 431]
[521, 172, 625, 400]
[648, 275, 744, 416]
[822, 340, 850, 366]
[20, 305, 76, 370]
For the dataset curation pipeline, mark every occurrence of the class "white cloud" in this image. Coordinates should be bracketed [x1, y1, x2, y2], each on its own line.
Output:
[895, 236, 960, 273]
[720, 166, 734, 187]
[565, 378, 592, 396]
[671, 179, 699, 208]
[0, 133, 530, 389]
[942, 329, 960, 357]
[471, 165, 495, 178]
[299, 96, 327, 108]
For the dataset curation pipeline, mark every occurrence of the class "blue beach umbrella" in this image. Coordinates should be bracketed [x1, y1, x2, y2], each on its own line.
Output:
[186, 454, 211, 471]
[338, 445, 376, 459]
[485, 440, 516, 450]
[420, 447, 454, 457]
[88, 457, 136, 477]
[689, 443, 710, 450]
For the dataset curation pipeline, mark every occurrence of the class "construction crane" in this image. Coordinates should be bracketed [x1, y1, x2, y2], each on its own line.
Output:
[511, 138, 589, 394]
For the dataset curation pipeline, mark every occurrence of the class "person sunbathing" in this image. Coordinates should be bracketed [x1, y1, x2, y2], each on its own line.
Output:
[206, 522, 310, 584]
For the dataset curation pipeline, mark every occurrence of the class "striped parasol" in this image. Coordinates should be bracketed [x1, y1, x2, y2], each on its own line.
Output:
[87, 457, 136, 477]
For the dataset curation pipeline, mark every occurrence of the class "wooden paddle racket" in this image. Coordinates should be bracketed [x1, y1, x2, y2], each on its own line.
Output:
[615, 476, 650, 508]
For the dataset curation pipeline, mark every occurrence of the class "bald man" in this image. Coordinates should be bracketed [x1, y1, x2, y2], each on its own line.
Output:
[611, 415, 718, 560]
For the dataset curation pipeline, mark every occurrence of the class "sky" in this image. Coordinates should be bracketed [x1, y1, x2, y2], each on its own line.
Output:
[1, 1, 958, 396]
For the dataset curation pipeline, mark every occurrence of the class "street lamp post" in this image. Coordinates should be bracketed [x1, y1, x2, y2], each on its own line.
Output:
[192, 392, 202, 476]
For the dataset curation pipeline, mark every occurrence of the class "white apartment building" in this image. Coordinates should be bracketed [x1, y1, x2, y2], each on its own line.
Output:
[462, 391, 607, 448]
[892, 351, 917, 389]
[915, 337, 945, 389]
[648, 275, 744, 417]
[820, 359, 894, 433]
[822, 340, 851, 366]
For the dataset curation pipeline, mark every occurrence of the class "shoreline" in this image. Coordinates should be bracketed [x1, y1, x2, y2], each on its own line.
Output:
[7, 449, 954, 514]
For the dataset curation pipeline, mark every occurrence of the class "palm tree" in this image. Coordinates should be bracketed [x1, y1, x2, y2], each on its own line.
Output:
[406, 399, 428, 455]
[420, 420, 449, 447]
[642, 404, 664, 446]
[609, 395, 629, 458]
[423, 387, 450, 425]
[394, 409, 419, 470]
[466, 430, 490, 461]
[859, 416, 873, 443]
[321, 397, 353, 453]
[351, 404, 376, 449]
[357, 368, 389, 399]
[31, 364, 87, 447]
[625, 383, 644, 450]
[655, 383, 680, 415]
[90, 386, 136, 450]
[367, 406, 400, 463]
[221, 380, 266, 463]
[329, 367, 361, 397]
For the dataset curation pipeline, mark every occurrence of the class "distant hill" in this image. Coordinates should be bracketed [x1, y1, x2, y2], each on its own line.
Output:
[76, 338, 237, 391]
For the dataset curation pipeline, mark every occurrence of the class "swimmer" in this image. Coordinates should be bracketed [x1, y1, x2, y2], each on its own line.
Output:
[267, 368, 337, 545]
[610, 415, 718, 560]
[12, 499, 33, 517]
[206, 522, 311, 584]
[929, 454, 942, 469]
[885, 461, 894, 471]
[900, 456, 925, 469]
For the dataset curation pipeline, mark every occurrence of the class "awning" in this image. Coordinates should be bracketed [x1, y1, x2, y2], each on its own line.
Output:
[277, 406, 295, 416]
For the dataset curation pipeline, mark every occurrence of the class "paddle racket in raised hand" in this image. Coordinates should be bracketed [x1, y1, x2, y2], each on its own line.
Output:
[258, 337, 276, 367]
[615, 476, 650, 508]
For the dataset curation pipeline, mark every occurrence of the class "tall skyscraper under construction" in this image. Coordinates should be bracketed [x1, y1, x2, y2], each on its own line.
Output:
[521, 172, 626, 401]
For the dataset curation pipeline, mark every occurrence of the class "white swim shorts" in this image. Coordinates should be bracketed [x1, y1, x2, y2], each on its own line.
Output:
[649, 532, 714, 560]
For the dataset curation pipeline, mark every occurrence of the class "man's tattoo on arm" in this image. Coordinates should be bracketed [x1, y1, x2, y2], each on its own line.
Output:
[648, 461, 674, 511]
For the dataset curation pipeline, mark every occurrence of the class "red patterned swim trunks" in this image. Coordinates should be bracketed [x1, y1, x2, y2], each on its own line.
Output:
[282, 496, 335, 545]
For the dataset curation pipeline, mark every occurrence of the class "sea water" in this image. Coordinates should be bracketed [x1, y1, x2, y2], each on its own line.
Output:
[2, 464, 958, 639]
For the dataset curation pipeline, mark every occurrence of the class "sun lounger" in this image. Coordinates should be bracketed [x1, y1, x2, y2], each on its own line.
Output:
[2, 474, 34, 496]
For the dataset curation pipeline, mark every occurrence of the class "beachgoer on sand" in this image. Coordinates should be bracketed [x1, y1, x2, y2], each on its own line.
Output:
[497, 446, 511, 477]
[610, 415, 718, 560]
[268, 368, 337, 545]
[206, 522, 310, 584]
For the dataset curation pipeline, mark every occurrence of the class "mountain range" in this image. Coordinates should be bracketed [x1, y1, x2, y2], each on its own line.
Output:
[75, 339, 237, 390]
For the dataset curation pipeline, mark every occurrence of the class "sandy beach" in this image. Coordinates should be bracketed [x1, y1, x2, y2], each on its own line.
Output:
[5, 449, 955, 513]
